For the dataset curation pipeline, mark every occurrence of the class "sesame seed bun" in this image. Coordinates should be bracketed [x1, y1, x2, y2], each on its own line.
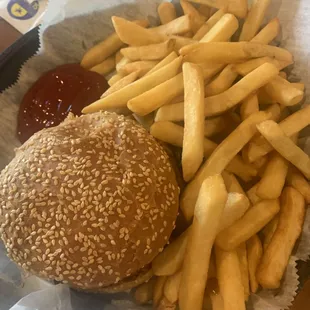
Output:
[0, 112, 179, 292]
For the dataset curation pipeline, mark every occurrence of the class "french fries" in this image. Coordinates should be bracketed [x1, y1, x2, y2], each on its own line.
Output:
[246, 183, 261, 205]
[261, 215, 279, 251]
[240, 94, 259, 121]
[179, 175, 228, 310]
[257, 187, 305, 289]
[145, 51, 178, 76]
[215, 246, 246, 310]
[216, 199, 280, 250]
[90, 55, 116, 75]
[158, 2, 177, 25]
[153, 277, 167, 307]
[164, 270, 183, 304]
[222, 171, 246, 195]
[287, 167, 310, 204]
[197, 4, 211, 18]
[181, 111, 272, 221]
[200, 13, 239, 43]
[108, 73, 125, 86]
[120, 39, 175, 61]
[134, 278, 156, 304]
[116, 56, 131, 72]
[118, 60, 159, 77]
[180, 42, 293, 64]
[182, 63, 205, 181]
[257, 120, 310, 179]
[204, 65, 238, 96]
[180, 0, 206, 33]
[82, 56, 182, 113]
[237, 243, 250, 300]
[193, 9, 226, 41]
[256, 152, 289, 199]
[251, 18, 281, 44]
[247, 235, 263, 294]
[152, 229, 190, 276]
[239, 0, 272, 42]
[150, 15, 192, 36]
[204, 116, 227, 137]
[115, 50, 123, 64]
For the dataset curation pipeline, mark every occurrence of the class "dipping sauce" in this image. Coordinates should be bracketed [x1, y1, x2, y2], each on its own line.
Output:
[17, 63, 109, 143]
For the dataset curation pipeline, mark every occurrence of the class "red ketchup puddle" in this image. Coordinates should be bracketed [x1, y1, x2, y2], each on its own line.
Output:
[17, 63, 109, 144]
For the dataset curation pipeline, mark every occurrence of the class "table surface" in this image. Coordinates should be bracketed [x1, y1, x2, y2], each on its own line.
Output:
[0, 17, 310, 310]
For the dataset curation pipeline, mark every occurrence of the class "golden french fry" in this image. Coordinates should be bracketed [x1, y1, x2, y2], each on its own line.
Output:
[164, 270, 182, 304]
[237, 243, 250, 300]
[251, 18, 281, 44]
[90, 55, 115, 75]
[82, 56, 182, 113]
[197, 4, 212, 18]
[240, 94, 259, 121]
[246, 105, 310, 162]
[200, 13, 239, 43]
[134, 278, 156, 304]
[239, 0, 272, 42]
[152, 229, 190, 276]
[181, 111, 272, 221]
[256, 120, 310, 179]
[279, 71, 287, 79]
[205, 65, 238, 96]
[193, 9, 226, 40]
[180, 0, 206, 33]
[118, 60, 159, 77]
[246, 183, 261, 205]
[179, 175, 228, 310]
[233, 56, 291, 76]
[180, 42, 293, 64]
[247, 235, 263, 293]
[215, 199, 280, 251]
[158, 2, 177, 25]
[171, 35, 198, 50]
[204, 116, 227, 137]
[261, 215, 279, 251]
[120, 39, 175, 61]
[263, 75, 304, 106]
[182, 63, 205, 181]
[222, 171, 246, 195]
[115, 50, 123, 64]
[218, 193, 250, 232]
[153, 276, 167, 307]
[116, 56, 131, 72]
[252, 155, 269, 172]
[256, 152, 289, 199]
[102, 71, 140, 98]
[151, 15, 192, 36]
[257, 187, 305, 289]
[287, 167, 310, 204]
[145, 51, 178, 76]
[108, 73, 125, 86]
[215, 247, 246, 310]
[292, 82, 305, 91]
[112, 16, 164, 46]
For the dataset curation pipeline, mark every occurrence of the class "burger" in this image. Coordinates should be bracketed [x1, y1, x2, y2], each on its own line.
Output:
[0, 112, 179, 292]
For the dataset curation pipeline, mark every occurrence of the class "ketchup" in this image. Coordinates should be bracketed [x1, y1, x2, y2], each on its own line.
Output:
[17, 63, 109, 143]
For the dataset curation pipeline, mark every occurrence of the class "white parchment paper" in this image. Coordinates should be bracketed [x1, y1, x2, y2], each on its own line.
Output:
[0, 0, 310, 309]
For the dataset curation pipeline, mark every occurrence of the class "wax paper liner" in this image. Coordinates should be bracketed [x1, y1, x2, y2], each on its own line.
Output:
[0, 0, 310, 309]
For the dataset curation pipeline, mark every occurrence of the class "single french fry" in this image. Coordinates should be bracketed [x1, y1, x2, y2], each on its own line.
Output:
[181, 111, 272, 221]
[215, 199, 280, 251]
[197, 4, 212, 18]
[237, 243, 250, 300]
[233, 56, 291, 76]
[179, 175, 228, 310]
[263, 75, 304, 106]
[287, 167, 310, 204]
[256, 152, 289, 199]
[246, 183, 261, 205]
[182, 63, 205, 181]
[204, 116, 227, 137]
[158, 2, 177, 25]
[251, 18, 281, 44]
[164, 270, 183, 304]
[215, 247, 246, 310]
[116, 56, 131, 72]
[145, 51, 178, 76]
[120, 39, 175, 61]
[112, 16, 165, 46]
[171, 35, 198, 50]
[247, 235, 263, 293]
[246, 105, 310, 162]
[200, 13, 239, 43]
[180, 0, 206, 33]
[152, 229, 190, 276]
[82, 56, 182, 113]
[102, 71, 140, 98]
[90, 55, 115, 75]
[134, 278, 156, 304]
[240, 94, 259, 121]
[180, 42, 293, 64]
[193, 9, 226, 41]
[257, 187, 305, 289]
[108, 73, 125, 86]
[118, 60, 160, 77]
[153, 276, 167, 307]
[239, 0, 272, 42]
[205, 65, 238, 96]
[261, 215, 279, 251]
[222, 171, 246, 195]
[151, 15, 192, 36]
[256, 120, 310, 179]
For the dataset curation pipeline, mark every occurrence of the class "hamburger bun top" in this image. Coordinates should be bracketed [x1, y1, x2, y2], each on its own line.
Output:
[0, 112, 179, 291]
